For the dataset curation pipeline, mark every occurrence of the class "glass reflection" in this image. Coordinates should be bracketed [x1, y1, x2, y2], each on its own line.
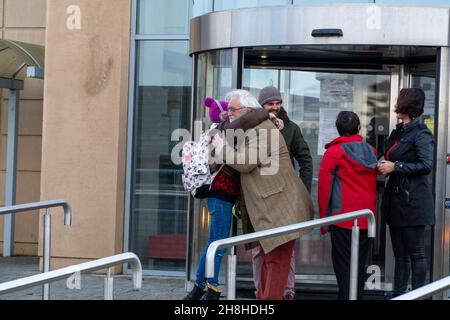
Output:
[191, 0, 211, 17]
[375, 0, 450, 5]
[189, 50, 233, 283]
[242, 68, 391, 278]
[293, 0, 372, 4]
[214, 0, 288, 11]
[138, 0, 190, 34]
[131, 41, 192, 272]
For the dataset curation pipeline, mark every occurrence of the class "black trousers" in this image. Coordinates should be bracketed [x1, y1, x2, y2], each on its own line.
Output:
[330, 225, 370, 300]
[389, 226, 426, 294]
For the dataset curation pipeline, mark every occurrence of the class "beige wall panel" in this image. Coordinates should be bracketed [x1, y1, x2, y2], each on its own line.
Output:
[4, 29, 46, 46]
[0, 1, 4, 28]
[0, 243, 38, 256]
[8, 172, 41, 243]
[41, 0, 131, 262]
[19, 79, 45, 100]
[0, 171, 41, 254]
[0, 171, 41, 206]
[14, 211, 39, 242]
[114, 0, 131, 255]
[5, 0, 46, 28]
[0, 171, 41, 211]
[0, 136, 42, 171]
[1, 100, 43, 135]
[1, 82, 44, 102]
[12, 242, 38, 255]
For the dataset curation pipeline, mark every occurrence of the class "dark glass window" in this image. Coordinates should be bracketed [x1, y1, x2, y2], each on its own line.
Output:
[131, 41, 192, 272]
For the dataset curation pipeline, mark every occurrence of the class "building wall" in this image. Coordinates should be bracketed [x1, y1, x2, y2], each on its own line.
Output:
[0, 0, 46, 256]
[40, 0, 131, 270]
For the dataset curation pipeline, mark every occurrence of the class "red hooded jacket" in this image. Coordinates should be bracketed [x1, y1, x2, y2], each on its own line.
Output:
[318, 135, 377, 233]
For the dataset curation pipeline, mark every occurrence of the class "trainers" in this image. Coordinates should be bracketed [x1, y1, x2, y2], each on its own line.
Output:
[200, 286, 221, 300]
[183, 284, 206, 300]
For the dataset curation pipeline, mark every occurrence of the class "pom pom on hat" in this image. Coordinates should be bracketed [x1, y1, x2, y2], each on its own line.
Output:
[204, 97, 229, 123]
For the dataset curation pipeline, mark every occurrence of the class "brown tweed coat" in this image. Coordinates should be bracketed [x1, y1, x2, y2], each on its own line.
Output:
[221, 119, 314, 253]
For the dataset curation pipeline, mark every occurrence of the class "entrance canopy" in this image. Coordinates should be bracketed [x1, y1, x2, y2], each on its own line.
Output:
[190, 4, 450, 54]
[0, 39, 45, 89]
[1, 39, 45, 257]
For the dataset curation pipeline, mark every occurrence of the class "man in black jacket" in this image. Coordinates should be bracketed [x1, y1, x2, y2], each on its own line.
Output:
[250, 85, 313, 300]
[258, 86, 313, 190]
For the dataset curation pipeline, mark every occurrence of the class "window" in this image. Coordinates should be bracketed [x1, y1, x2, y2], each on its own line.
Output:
[294, 0, 372, 4]
[214, 0, 288, 11]
[130, 41, 192, 272]
[138, 0, 190, 34]
[376, 0, 450, 5]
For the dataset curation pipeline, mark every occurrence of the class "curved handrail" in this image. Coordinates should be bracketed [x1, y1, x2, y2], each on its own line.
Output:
[206, 209, 375, 276]
[0, 199, 72, 299]
[0, 252, 142, 299]
[205, 209, 376, 300]
[392, 275, 450, 300]
[0, 199, 72, 226]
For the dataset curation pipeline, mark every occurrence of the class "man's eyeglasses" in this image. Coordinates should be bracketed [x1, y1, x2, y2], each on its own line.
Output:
[228, 106, 245, 113]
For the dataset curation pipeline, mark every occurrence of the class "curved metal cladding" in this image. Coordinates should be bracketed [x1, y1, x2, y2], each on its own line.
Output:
[190, 4, 450, 54]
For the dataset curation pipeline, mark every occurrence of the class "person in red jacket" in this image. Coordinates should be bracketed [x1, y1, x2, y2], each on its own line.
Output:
[318, 111, 377, 300]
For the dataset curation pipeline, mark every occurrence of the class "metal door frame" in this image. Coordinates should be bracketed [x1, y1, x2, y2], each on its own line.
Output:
[399, 53, 450, 299]
[435, 47, 450, 298]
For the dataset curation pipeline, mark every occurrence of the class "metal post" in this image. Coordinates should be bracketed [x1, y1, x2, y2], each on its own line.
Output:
[350, 219, 360, 300]
[227, 247, 236, 300]
[3, 89, 20, 257]
[42, 209, 51, 300]
[435, 46, 450, 299]
[104, 268, 114, 300]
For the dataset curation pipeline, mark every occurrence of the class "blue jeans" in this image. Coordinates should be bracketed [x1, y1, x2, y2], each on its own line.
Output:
[195, 198, 233, 288]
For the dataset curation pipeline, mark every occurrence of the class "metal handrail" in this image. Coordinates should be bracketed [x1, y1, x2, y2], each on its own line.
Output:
[0, 199, 72, 300]
[0, 252, 142, 300]
[392, 275, 450, 300]
[205, 209, 376, 300]
[0, 199, 72, 225]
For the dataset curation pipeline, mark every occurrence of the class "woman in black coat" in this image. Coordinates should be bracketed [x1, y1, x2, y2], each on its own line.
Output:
[378, 88, 435, 296]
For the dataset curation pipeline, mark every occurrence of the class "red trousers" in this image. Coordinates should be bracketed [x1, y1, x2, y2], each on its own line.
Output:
[256, 240, 295, 300]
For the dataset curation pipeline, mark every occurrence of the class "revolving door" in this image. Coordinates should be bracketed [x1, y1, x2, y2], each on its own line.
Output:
[186, 5, 450, 298]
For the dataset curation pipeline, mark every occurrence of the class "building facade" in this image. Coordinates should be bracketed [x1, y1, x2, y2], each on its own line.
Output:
[1, 0, 450, 296]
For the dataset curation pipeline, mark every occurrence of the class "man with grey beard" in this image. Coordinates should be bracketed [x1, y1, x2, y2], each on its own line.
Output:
[211, 89, 313, 300]
[251, 85, 313, 300]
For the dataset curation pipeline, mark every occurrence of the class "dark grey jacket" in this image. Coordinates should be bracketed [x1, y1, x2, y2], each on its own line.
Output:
[382, 119, 435, 227]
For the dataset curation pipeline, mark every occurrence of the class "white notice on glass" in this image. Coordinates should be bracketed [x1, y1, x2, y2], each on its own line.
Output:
[318, 108, 344, 156]
[320, 78, 354, 103]
[423, 89, 435, 116]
